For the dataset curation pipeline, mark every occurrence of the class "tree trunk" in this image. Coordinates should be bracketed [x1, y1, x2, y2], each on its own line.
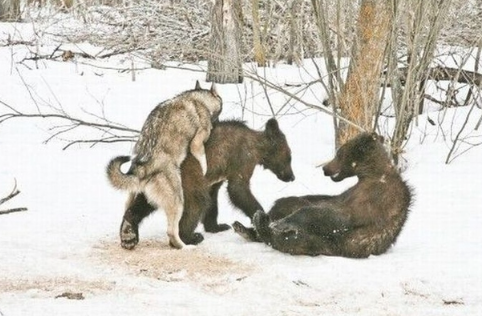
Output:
[252, 0, 266, 67]
[0, 0, 20, 22]
[287, 0, 303, 66]
[337, 0, 390, 146]
[206, 0, 244, 84]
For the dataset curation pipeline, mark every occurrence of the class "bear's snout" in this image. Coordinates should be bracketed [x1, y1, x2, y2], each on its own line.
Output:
[278, 169, 295, 182]
[323, 159, 347, 182]
[323, 159, 339, 176]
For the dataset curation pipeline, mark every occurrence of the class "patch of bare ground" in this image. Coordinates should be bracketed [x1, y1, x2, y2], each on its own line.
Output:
[0, 276, 115, 297]
[91, 238, 255, 291]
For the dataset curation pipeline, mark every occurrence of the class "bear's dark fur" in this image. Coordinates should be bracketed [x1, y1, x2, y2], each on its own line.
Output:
[120, 118, 295, 249]
[233, 132, 412, 258]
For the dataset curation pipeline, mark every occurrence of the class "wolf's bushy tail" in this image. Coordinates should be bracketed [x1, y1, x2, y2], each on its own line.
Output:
[106, 156, 140, 191]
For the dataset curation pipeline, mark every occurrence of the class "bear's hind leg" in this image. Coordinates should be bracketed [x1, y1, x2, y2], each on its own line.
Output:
[120, 192, 156, 250]
[178, 202, 205, 245]
[232, 221, 260, 242]
[203, 182, 231, 232]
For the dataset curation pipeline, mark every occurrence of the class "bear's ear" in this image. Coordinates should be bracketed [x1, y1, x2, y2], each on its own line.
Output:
[265, 118, 281, 138]
[194, 80, 202, 90]
[370, 132, 384, 144]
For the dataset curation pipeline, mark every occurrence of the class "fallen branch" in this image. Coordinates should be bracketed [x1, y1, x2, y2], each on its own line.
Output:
[0, 39, 36, 47]
[424, 66, 482, 86]
[0, 180, 20, 205]
[0, 180, 27, 216]
[395, 66, 482, 88]
[0, 208, 28, 215]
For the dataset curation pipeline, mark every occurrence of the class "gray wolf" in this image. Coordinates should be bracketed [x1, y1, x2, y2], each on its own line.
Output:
[233, 132, 412, 257]
[119, 118, 295, 249]
[107, 81, 222, 249]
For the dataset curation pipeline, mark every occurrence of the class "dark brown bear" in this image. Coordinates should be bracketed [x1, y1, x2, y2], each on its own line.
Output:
[120, 118, 295, 249]
[233, 132, 412, 258]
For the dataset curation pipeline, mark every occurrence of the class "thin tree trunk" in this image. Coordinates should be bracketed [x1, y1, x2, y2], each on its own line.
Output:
[288, 0, 303, 66]
[206, 0, 244, 83]
[252, 0, 266, 67]
[337, 0, 390, 146]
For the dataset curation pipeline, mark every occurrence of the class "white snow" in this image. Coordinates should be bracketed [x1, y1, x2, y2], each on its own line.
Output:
[1, 21, 482, 316]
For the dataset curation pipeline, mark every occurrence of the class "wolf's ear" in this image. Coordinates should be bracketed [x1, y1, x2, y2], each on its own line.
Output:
[195, 80, 202, 90]
[210, 83, 219, 97]
[265, 118, 281, 138]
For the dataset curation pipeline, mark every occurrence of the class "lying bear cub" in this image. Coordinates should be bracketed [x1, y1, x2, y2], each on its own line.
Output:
[233, 132, 413, 257]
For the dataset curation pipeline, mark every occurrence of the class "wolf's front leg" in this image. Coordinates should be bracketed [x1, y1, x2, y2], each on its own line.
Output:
[190, 128, 210, 175]
[144, 170, 187, 249]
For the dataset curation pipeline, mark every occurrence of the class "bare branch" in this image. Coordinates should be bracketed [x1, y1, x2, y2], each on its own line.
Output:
[62, 136, 138, 150]
[244, 70, 365, 133]
[0, 208, 28, 216]
[0, 179, 19, 205]
[0, 179, 28, 216]
[0, 110, 138, 133]
[0, 98, 139, 149]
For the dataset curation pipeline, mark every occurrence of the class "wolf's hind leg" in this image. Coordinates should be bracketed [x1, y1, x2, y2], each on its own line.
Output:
[145, 171, 186, 249]
[190, 128, 210, 175]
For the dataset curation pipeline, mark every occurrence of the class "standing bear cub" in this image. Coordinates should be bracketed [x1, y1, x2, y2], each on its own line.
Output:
[234, 132, 412, 258]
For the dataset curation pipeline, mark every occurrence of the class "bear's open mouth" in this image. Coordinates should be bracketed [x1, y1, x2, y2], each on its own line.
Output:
[330, 172, 344, 182]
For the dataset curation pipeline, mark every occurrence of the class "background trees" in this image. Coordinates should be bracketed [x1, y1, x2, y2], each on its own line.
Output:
[0, 0, 20, 21]
[206, 0, 243, 83]
[310, 0, 468, 162]
[320, 0, 391, 147]
[0, 0, 481, 163]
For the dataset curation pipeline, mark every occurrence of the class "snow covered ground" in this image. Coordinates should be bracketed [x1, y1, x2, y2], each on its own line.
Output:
[1, 21, 482, 316]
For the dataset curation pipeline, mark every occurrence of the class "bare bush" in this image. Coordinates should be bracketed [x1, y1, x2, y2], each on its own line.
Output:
[13, 0, 481, 64]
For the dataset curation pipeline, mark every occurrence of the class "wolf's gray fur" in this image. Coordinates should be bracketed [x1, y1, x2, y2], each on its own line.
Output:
[107, 81, 222, 249]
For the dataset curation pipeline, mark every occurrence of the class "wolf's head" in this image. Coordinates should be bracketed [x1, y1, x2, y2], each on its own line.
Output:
[193, 80, 223, 122]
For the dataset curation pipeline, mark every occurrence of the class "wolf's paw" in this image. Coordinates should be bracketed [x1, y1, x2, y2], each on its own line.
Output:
[204, 223, 231, 233]
[120, 220, 139, 250]
[182, 232, 204, 245]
